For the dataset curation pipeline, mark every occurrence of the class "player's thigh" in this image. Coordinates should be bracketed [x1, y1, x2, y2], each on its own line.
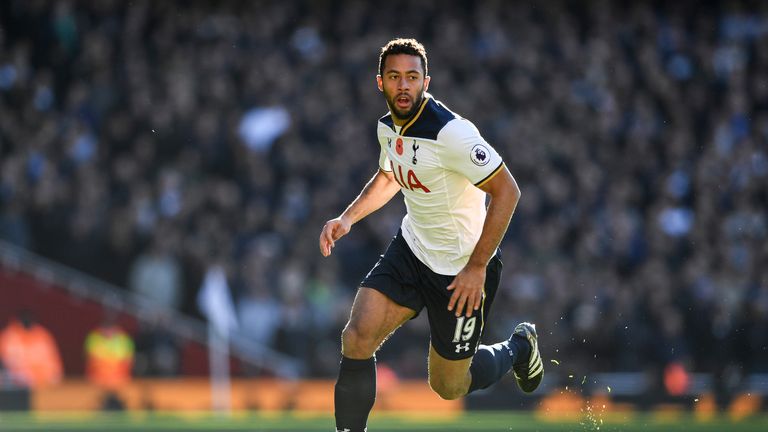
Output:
[342, 287, 416, 356]
[427, 343, 472, 389]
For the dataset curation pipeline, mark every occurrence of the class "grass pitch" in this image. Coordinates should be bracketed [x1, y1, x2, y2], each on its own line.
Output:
[0, 411, 766, 431]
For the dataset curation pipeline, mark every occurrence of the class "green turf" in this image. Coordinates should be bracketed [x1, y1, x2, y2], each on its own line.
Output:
[0, 411, 766, 431]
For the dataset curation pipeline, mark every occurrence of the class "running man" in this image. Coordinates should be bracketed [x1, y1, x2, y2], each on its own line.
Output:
[319, 38, 543, 432]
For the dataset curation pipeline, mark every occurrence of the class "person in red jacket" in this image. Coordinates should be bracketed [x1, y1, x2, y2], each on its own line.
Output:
[84, 312, 134, 390]
[84, 311, 135, 411]
[0, 311, 63, 389]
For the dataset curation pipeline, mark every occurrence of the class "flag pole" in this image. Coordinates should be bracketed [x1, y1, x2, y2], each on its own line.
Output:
[198, 265, 238, 415]
[208, 319, 231, 414]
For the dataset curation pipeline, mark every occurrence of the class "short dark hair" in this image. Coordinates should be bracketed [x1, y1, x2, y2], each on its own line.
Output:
[378, 38, 428, 77]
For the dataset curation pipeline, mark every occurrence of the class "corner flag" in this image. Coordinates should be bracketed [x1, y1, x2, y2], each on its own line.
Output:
[197, 265, 238, 334]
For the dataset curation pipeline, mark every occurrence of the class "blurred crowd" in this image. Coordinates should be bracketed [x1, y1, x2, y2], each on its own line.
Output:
[1, 0, 767, 387]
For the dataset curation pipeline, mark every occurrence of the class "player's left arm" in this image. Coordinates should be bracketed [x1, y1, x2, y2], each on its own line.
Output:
[447, 164, 520, 318]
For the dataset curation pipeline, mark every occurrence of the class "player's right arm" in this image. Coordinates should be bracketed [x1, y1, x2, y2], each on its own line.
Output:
[319, 169, 401, 257]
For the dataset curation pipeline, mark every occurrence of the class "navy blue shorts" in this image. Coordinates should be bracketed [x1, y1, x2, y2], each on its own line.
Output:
[360, 230, 501, 360]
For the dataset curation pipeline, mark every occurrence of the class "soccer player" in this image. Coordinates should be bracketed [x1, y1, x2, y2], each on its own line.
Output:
[319, 38, 543, 432]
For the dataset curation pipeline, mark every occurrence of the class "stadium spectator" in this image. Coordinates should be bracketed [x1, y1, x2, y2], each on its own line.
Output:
[128, 227, 183, 311]
[133, 310, 181, 377]
[234, 244, 282, 348]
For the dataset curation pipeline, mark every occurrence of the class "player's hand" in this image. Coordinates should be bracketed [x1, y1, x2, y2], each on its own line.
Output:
[447, 263, 486, 318]
[319, 216, 352, 257]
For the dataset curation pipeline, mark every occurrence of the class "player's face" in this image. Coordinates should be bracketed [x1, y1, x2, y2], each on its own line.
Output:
[377, 54, 430, 122]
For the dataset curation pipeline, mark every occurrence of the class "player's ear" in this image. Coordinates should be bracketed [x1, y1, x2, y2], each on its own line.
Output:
[376, 75, 383, 92]
[424, 75, 430, 91]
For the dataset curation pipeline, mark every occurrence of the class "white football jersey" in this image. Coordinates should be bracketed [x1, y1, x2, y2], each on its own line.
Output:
[377, 94, 504, 275]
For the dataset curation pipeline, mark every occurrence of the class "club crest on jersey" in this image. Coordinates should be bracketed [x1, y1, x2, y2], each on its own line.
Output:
[395, 137, 404, 155]
[470, 144, 490, 166]
[411, 140, 419, 165]
[386, 137, 392, 148]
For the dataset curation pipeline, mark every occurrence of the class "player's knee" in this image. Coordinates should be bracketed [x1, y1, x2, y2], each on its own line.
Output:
[341, 323, 378, 358]
[428, 378, 465, 400]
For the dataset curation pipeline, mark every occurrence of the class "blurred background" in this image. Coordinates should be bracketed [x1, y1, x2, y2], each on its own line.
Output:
[0, 0, 767, 428]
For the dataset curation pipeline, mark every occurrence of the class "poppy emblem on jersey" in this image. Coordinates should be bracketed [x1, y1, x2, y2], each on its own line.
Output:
[396, 138, 404, 155]
[470, 144, 490, 166]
